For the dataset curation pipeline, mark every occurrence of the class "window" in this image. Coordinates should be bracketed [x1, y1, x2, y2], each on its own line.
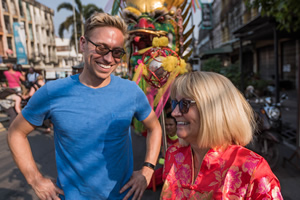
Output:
[48, 46, 51, 58]
[2, 0, 8, 12]
[0, 20, 3, 32]
[30, 41, 34, 57]
[4, 15, 12, 34]
[26, 3, 31, 21]
[7, 37, 13, 50]
[19, 0, 24, 17]
[10, 0, 17, 15]
[29, 24, 33, 41]
[36, 25, 40, 41]
[0, 36, 4, 56]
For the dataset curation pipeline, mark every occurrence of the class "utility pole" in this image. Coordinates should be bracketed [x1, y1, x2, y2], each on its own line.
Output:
[73, 0, 78, 60]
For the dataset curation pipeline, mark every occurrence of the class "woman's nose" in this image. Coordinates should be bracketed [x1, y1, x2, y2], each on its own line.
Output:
[171, 105, 181, 117]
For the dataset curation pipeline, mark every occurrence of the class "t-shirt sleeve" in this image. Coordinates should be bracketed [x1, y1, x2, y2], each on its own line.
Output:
[133, 84, 152, 121]
[247, 158, 283, 199]
[22, 84, 51, 126]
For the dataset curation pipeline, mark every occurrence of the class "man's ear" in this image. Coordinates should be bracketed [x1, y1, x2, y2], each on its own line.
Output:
[79, 36, 86, 53]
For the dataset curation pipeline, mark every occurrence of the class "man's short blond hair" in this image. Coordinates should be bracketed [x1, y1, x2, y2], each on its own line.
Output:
[170, 71, 256, 148]
[84, 12, 128, 39]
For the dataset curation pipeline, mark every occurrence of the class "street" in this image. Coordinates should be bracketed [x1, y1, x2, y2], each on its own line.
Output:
[0, 119, 299, 200]
[0, 122, 162, 200]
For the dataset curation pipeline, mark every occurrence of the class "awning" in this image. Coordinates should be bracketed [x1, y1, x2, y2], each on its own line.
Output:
[200, 44, 233, 59]
[233, 15, 274, 41]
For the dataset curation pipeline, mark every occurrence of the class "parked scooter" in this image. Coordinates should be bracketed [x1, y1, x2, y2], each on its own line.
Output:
[245, 86, 287, 169]
[263, 94, 288, 131]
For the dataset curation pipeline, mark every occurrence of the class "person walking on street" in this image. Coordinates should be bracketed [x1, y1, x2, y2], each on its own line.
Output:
[3, 63, 25, 94]
[7, 12, 162, 200]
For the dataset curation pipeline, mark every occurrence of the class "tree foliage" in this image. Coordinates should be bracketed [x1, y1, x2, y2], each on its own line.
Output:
[202, 57, 241, 88]
[57, 0, 103, 46]
[246, 0, 300, 32]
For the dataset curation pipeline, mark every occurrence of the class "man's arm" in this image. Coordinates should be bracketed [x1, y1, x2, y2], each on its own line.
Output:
[120, 110, 162, 200]
[7, 114, 63, 200]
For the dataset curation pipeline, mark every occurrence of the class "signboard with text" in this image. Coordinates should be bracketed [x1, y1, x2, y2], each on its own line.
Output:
[201, 3, 213, 29]
[13, 22, 28, 64]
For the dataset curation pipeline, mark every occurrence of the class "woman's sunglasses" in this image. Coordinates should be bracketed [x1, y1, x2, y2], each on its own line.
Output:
[171, 99, 196, 114]
[86, 37, 125, 59]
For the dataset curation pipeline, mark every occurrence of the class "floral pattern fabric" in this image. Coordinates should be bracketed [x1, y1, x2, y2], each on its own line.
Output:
[161, 145, 283, 200]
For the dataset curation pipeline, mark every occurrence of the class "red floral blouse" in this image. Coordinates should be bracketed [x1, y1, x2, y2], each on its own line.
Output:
[161, 145, 283, 199]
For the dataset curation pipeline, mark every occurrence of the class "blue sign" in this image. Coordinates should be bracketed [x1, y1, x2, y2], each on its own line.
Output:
[13, 22, 28, 64]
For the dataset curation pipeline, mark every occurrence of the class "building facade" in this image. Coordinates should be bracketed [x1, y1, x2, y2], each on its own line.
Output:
[0, 0, 56, 67]
[197, 0, 299, 92]
[196, 0, 300, 148]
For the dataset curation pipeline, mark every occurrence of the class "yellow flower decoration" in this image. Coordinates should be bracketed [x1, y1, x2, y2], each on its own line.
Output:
[161, 56, 178, 72]
[152, 36, 169, 47]
[179, 59, 187, 74]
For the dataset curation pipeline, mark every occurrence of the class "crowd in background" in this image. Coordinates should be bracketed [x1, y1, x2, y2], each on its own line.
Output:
[0, 63, 50, 132]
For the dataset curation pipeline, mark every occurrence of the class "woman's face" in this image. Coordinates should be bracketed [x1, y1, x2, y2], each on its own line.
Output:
[165, 118, 177, 137]
[171, 95, 200, 144]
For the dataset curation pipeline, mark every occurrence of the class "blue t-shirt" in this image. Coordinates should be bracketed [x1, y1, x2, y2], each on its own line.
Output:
[22, 74, 152, 199]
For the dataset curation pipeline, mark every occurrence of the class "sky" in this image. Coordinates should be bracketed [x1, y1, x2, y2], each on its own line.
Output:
[40, 0, 204, 40]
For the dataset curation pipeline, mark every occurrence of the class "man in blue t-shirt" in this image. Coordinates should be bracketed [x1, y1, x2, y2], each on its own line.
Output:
[7, 13, 162, 200]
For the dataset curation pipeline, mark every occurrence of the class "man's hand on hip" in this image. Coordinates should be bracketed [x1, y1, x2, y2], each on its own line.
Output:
[30, 176, 64, 200]
[120, 167, 154, 200]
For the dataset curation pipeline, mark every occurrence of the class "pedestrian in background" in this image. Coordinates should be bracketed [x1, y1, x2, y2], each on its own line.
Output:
[26, 67, 39, 84]
[161, 71, 283, 199]
[22, 75, 45, 100]
[0, 88, 22, 126]
[165, 112, 178, 147]
[7, 12, 162, 200]
[3, 63, 25, 94]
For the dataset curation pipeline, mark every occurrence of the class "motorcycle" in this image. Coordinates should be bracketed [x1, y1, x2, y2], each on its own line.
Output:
[263, 94, 288, 131]
[245, 86, 287, 169]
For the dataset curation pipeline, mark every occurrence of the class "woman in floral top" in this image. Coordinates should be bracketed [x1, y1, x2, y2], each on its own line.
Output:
[161, 71, 283, 200]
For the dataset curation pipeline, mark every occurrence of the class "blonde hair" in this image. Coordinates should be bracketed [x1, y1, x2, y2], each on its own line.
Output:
[170, 71, 256, 148]
[84, 12, 128, 40]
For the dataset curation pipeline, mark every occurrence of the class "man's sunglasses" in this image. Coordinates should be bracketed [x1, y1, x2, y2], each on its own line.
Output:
[86, 38, 125, 59]
[171, 99, 196, 114]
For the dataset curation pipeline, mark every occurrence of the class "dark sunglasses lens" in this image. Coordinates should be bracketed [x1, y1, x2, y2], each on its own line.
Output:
[180, 100, 189, 114]
[171, 100, 188, 113]
[171, 100, 177, 111]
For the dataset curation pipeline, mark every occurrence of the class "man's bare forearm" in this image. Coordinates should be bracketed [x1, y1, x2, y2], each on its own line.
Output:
[142, 111, 162, 171]
[7, 114, 42, 185]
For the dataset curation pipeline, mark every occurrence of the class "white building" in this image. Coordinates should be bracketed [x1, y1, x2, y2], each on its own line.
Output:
[55, 37, 81, 68]
[43, 37, 82, 79]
